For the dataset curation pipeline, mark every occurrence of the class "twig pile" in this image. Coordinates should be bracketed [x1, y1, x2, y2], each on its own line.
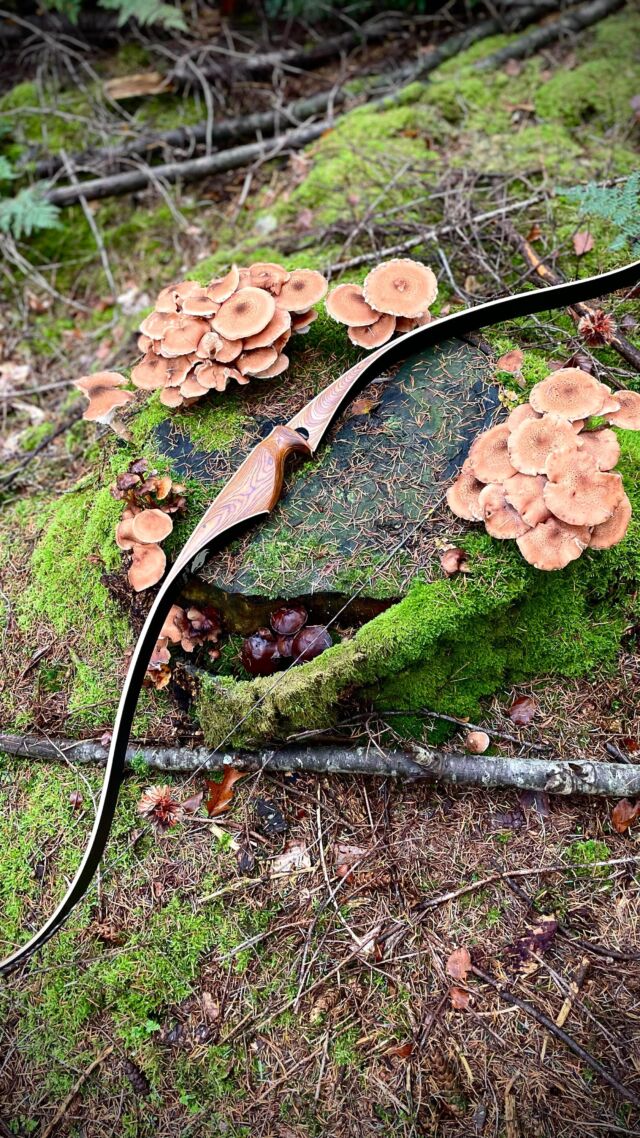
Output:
[131, 263, 328, 409]
[111, 458, 186, 590]
[447, 368, 640, 570]
[325, 258, 437, 348]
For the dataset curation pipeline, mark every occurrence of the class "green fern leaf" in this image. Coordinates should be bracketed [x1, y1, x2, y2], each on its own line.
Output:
[0, 156, 14, 181]
[0, 188, 61, 239]
[99, 0, 187, 31]
[561, 173, 640, 251]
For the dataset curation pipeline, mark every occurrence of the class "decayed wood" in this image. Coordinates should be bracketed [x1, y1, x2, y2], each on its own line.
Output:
[476, 0, 625, 71]
[504, 221, 640, 375]
[2, 734, 639, 798]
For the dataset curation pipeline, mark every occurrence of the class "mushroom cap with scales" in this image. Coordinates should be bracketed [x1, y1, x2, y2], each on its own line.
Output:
[277, 269, 328, 312]
[576, 427, 621, 471]
[467, 423, 517, 483]
[589, 493, 632, 549]
[543, 447, 625, 527]
[128, 542, 167, 591]
[503, 473, 552, 527]
[213, 287, 276, 339]
[529, 367, 606, 420]
[478, 483, 530, 539]
[606, 389, 640, 430]
[507, 413, 578, 476]
[446, 459, 485, 521]
[516, 517, 590, 571]
[325, 283, 379, 327]
[363, 258, 437, 318]
[506, 403, 540, 431]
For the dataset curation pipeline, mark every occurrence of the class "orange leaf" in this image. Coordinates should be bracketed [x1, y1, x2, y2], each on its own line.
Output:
[611, 798, 640, 834]
[385, 1040, 414, 1058]
[450, 986, 470, 1010]
[206, 768, 245, 816]
[573, 230, 594, 256]
[446, 946, 471, 981]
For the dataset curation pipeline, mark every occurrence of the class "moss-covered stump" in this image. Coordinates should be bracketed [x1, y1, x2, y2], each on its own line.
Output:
[197, 428, 640, 750]
[175, 338, 497, 630]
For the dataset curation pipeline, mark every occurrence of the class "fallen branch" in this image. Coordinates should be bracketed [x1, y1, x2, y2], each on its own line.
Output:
[476, 0, 625, 71]
[40, 1045, 114, 1138]
[504, 221, 640, 375]
[2, 733, 639, 797]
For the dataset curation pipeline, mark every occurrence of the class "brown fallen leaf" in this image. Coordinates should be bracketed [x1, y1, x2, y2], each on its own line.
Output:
[507, 914, 558, 975]
[496, 348, 524, 374]
[526, 223, 543, 242]
[269, 840, 312, 877]
[104, 72, 172, 100]
[206, 768, 245, 816]
[572, 230, 594, 256]
[508, 695, 537, 726]
[611, 798, 640, 834]
[181, 791, 204, 816]
[446, 946, 471, 981]
[385, 1040, 414, 1058]
[348, 394, 382, 418]
[450, 985, 470, 1010]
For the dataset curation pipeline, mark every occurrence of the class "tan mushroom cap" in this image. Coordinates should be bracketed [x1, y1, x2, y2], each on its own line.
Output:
[248, 262, 290, 295]
[507, 413, 578, 476]
[544, 448, 624, 526]
[161, 604, 187, 644]
[131, 352, 171, 391]
[348, 313, 396, 349]
[137, 333, 152, 353]
[325, 283, 379, 327]
[465, 730, 490, 754]
[446, 459, 485, 521]
[290, 308, 318, 333]
[194, 362, 232, 391]
[363, 258, 438, 318]
[74, 372, 133, 421]
[115, 508, 139, 550]
[243, 307, 291, 350]
[154, 284, 182, 314]
[597, 384, 621, 416]
[506, 403, 540, 431]
[180, 375, 208, 399]
[213, 286, 276, 339]
[255, 353, 289, 378]
[159, 315, 209, 358]
[589, 493, 632, 549]
[516, 517, 590, 571]
[139, 310, 176, 340]
[467, 424, 517, 483]
[478, 483, 530, 539]
[529, 367, 605, 420]
[237, 346, 278, 376]
[128, 542, 166, 591]
[207, 264, 240, 304]
[214, 335, 243, 363]
[160, 386, 184, 408]
[277, 269, 328, 313]
[503, 473, 552, 527]
[165, 355, 197, 387]
[131, 508, 173, 544]
[196, 330, 222, 360]
[576, 427, 621, 470]
[606, 389, 640, 430]
[181, 287, 220, 317]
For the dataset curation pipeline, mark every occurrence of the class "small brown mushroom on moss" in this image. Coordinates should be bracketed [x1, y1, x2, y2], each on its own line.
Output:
[325, 283, 379, 327]
[131, 353, 171, 391]
[74, 371, 134, 423]
[131, 508, 174, 544]
[248, 262, 290, 295]
[529, 367, 606, 420]
[277, 268, 328, 312]
[503, 473, 551, 527]
[446, 459, 485, 521]
[241, 630, 282, 676]
[291, 625, 332, 663]
[270, 605, 308, 637]
[479, 483, 530, 539]
[348, 313, 396, 349]
[605, 389, 640, 430]
[589, 493, 632, 549]
[115, 508, 139, 550]
[467, 424, 517, 484]
[207, 264, 240, 303]
[516, 517, 590, 571]
[213, 286, 276, 339]
[363, 258, 437, 318]
[128, 542, 166, 591]
[543, 448, 624, 527]
[507, 413, 578, 476]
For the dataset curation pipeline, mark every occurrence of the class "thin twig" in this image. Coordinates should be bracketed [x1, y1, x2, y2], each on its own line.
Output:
[40, 1045, 114, 1138]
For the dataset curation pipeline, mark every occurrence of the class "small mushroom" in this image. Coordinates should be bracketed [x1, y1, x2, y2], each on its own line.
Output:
[115, 508, 139, 550]
[139, 310, 176, 340]
[241, 630, 282, 676]
[160, 604, 188, 644]
[465, 730, 490, 754]
[277, 269, 328, 313]
[194, 362, 232, 391]
[479, 483, 530, 539]
[446, 459, 485, 521]
[503, 473, 551, 527]
[576, 427, 621, 470]
[243, 307, 291, 350]
[255, 353, 289, 378]
[529, 367, 606, 420]
[131, 352, 171, 391]
[207, 265, 240, 303]
[74, 371, 134, 423]
[597, 383, 621, 416]
[589, 493, 632, 549]
[131, 508, 173, 544]
[467, 424, 517, 483]
[248, 262, 290, 295]
[605, 389, 640, 430]
[214, 336, 243, 363]
[439, 546, 470, 576]
[543, 448, 624, 527]
[180, 287, 220, 317]
[160, 387, 184, 408]
[128, 542, 166, 590]
[270, 605, 308, 636]
[507, 413, 578, 476]
[158, 315, 209, 358]
[516, 517, 590, 571]
[363, 258, 437, 318]
[180, 375, 208, 400]
[290, 308, 319, 333]
[291, 625, 332, 663]
[237, 347, 278, 376]
[506, 403, 541, 432]
[213, 286, 276, 339]
[348, 313, 396, 349]
[325, 283, 379, 327]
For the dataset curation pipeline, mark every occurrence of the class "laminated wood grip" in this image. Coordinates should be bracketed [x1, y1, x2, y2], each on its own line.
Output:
[178, 425, 312, 569]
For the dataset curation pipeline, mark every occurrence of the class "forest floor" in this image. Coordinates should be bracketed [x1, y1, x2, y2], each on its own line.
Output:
[1, 4, 640, 1136]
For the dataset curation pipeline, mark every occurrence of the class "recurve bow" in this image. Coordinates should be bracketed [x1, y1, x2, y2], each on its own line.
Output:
[1, 258, 638, 977]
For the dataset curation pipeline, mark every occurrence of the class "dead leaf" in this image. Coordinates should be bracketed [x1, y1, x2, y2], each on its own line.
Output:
[526, 223, 543, 242]
[269, 840, 312, 877]
[446, 946, 471, 981]
[206, 768, 245, 816]
[611, 798, 640, 834]
[496, 349, 524, 374]
[333, 841, 368, 868]
[385, 1040, 414, 1058]
[181, 791, 204, 816]
[450, 986, 470, 1010]
[464, 275, 479, 295]
[201, 991, 220, 1022]
[507, 915, 558, 975]
[572, 230, 594, 256]
[508, 695, 537, 726]
[104, 72, 172, 100]
[564, 351, 595, 374]
[348, 395, 382, 418]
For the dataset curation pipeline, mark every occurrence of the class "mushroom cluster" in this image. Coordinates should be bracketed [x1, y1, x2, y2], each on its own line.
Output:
[325, 258, 437, 349]
[447, 368, 640, 571]
[241, 604, 332, 677]
[132, 263, 328, 409]
[145, 602, 222, 689]
[111, 458, 187, 591]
